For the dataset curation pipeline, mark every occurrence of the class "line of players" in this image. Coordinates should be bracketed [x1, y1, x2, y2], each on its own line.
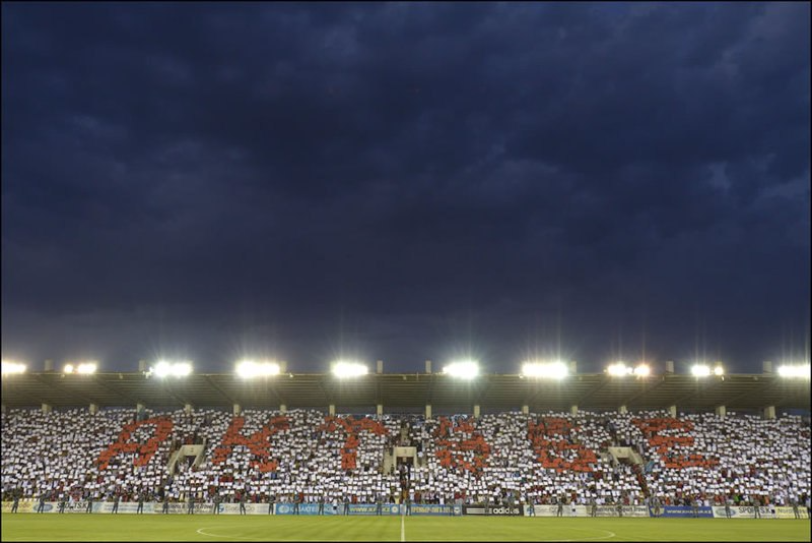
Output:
[8, 487, 808, 519]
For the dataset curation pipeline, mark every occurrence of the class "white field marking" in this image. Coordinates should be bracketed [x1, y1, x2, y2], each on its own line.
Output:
[8, 529, 811, 543]
[604, 540, 809, 543]
[7, 538, 812, 543]
[400, 528, 617, 542]
[195, 525, 612, 543]
[557, 528, 617, 542]
[196, 527, 400, 542]
[4, 539, 212, 543]
[603, 540, 809, 543]
[197, 528, 259, 540]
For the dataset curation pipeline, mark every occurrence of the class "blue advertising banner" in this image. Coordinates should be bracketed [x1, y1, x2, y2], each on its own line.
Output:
[711, 506, 778, 519]
[275, 503, 335, 515]
[274, 503, 460, 516]
[275, 503, 402, 516]
[405, 504, 461, 516]
[658, 506, 713, 518]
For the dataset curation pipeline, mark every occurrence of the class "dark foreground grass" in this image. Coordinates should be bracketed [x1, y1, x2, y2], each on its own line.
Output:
[1, 514, 810, 542]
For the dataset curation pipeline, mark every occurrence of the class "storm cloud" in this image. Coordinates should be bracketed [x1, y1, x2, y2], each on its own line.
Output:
[2, 2, 809, 372]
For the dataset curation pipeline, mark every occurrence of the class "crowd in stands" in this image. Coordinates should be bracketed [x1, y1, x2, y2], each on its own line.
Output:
[637, 413, 810, 507]
[2, 407, 809, 511]
[404, 412, 646, 507]
[1, 408, 174, 505]
[170, 409, 398, 504]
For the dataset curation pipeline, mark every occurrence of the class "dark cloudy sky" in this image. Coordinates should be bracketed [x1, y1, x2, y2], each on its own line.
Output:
[2, 2, 809, 374]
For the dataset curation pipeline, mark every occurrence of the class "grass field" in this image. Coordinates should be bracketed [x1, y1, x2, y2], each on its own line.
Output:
[1, 514, 810, 542]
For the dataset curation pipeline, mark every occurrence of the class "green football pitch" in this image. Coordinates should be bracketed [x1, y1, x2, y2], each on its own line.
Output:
[1, 514, 810, 542]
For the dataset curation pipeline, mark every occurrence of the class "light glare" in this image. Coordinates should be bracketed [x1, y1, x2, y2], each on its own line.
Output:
[633, 364, 651, 377]
[1, 361, 27, 375]
[236, 360, 281, 378]
[332, 361, 368, 378]
[64, 362, 98, 374]
[777, 364, 811, 379]
[607, 362, 632, 376]
[608, 362, 650, 378]
[691, 364, 712, 377]
[522, 361, 569, 380]
[152, 360, 193, 378]
[443, 360, 480, 379]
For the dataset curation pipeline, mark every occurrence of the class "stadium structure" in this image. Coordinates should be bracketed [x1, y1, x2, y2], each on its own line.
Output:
[1, 358, 810, 541]
[3, 359, 810, 414]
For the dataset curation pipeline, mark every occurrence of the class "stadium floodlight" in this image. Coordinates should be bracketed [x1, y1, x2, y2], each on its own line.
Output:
[443, 360, 480, 380]
[151, 360, 193, 378]
[691, 364, 712, 377]
[607, 362, 650, 377]
[236, 360, 281, 378]
[64, 362, 98, 374]
[777, 364, 811, 379]
[1, 361, 27, 375]
[607, 362, 633, 376]
[332, 361, 368, 378]
[713, 366, 724, 376]
[633, 364, 651, 377]
[522, 361, 569, 380]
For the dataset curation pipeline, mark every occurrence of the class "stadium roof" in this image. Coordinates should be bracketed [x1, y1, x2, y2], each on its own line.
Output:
[2, 371, 809, 412]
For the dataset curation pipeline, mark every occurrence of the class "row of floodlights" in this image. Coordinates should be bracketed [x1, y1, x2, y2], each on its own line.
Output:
[63, 362, 99, 375]
[1, 359, 810, 379]
[0, 361, 100, 375]
[150, 361, 193, 378]
[689, 364, 725, 377]
[605, 362, 723, 378]
[777, 364, 810, 378]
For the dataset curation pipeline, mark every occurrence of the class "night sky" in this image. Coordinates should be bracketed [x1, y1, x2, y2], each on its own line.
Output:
[2, 3, 809, 374]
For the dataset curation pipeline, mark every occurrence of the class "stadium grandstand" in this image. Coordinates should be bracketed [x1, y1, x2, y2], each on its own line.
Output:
[2, 358, 810, 528]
